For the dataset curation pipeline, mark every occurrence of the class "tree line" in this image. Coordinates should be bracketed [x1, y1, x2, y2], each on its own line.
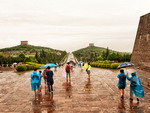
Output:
[73, 47, 131, 62]
[0, 50, 67, 66]
[35, 50, 67, 64]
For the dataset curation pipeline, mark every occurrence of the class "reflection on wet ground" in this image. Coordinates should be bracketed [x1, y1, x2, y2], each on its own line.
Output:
[32, 93, 55, 113]
[0, 67, 150, 112]
[62, 82, 72, 98]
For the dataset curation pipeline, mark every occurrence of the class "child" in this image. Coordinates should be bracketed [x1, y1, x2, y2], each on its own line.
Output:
[39, 70, 42, 92]
[43, 69, 47, 87]
[117, 69, 127, 98]
[127, 72, 144, 102]
[30, 69, 41, 96]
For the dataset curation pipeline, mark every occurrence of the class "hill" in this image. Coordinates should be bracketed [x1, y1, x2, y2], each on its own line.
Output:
[73, 46, 131, 62]
[0, 44, 65, 56]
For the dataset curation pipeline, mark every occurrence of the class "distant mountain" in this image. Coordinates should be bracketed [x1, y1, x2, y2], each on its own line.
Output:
[73, 46, 130, 61]
[73, 46, 117, 54]
[0, 44, 65, 55]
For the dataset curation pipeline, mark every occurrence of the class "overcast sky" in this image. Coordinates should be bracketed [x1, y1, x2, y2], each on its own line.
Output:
[0, 0, 150, 52]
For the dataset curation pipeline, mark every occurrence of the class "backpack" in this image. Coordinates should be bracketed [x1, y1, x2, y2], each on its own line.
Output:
[66, 65, 70, 72]
[32, 74, 39, 80]
[43, 71, 47, 79]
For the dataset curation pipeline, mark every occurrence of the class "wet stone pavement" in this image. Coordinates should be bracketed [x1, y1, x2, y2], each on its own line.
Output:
[0, 67, 150, 113]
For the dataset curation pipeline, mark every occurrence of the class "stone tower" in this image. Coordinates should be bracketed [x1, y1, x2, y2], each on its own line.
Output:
[89, 43, 94, 47]
[21, 41, 28, 45]
[131, 13, 150, 68]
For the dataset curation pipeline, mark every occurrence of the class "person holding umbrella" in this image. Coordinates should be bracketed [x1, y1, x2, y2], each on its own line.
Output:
[46, 66, 54, 94]
[117, 69, 127, 98]
[127, 72, 144, 102]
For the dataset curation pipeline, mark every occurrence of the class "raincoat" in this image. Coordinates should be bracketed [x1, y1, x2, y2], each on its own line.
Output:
[84, 63, 91, 71]
[127, 74, 144, 97]
[117, 72, 127, 89]
[30, 72, 40, 91]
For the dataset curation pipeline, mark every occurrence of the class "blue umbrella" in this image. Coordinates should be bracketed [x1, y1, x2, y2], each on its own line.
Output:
[117, 62, 134, 69]
[40, 64, 57, 69]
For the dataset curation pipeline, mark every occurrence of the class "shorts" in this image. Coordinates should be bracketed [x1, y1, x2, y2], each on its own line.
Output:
[118, 84, 126, 89]
[66, 72, 70, 77]
[86, 70, 90, 74]
[31, 83, 40, 91]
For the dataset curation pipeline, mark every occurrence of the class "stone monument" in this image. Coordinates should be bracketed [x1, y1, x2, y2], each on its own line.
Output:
[131, 13, 150, 68]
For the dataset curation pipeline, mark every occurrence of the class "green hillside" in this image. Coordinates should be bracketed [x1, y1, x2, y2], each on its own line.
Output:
[0, 44, 63, 55]
[73, 46, 131, 62]
[0, 44, 67, 64]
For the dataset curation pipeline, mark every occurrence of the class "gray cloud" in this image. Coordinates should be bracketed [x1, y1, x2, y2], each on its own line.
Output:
[0, 0, 150, 52]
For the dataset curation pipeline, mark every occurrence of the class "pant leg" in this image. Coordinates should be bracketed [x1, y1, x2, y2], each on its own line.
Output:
[51, 85, 53, 91]
[50, 81, 54, 91]
[47, 82, 51, 92]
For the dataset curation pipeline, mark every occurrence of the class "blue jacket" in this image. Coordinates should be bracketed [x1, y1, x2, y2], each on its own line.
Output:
[117, 72, 127, 87]
[30, 72, 40, 84]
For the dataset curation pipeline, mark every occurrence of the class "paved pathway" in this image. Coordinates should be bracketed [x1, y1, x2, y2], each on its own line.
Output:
[0, 66, 150, 113]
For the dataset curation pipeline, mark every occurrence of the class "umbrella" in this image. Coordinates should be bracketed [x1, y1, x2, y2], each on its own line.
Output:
[117, 62, 134, 75]
[117, 62, 134, 69]
[40, 64, 57, 69]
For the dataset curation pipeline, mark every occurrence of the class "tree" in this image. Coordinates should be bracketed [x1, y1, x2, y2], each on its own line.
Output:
[105, 47, 110, 59]
[19, 53, 25, 60]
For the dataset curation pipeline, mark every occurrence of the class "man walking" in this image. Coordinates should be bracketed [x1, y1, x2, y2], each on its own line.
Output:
[65, 62, 72, 82]
[46, 66, 54, 94]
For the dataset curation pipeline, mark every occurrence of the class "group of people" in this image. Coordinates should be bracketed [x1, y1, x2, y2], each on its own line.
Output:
[30, 62, 91, 96]
[117, 69, 144, 102]
[30, 62, 145, 102]
[30, 66, 54, 96]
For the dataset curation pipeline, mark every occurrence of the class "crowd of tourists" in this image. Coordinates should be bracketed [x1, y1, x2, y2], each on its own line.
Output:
[30, 61, 144, 102]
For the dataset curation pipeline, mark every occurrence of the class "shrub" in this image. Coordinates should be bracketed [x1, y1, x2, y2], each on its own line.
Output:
[26, 65, 34, 70]
[90, 60, 119, 69]
[16, 65, 27, 72]
[16, 62, 43, 72]
[111, 63, 119, 69]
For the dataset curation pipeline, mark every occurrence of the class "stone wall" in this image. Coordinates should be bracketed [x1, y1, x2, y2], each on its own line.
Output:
[131, 13, 150, 68]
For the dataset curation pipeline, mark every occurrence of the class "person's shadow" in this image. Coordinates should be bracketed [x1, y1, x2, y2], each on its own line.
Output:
[129, 100, 140, 112]
[32, 93, 55, 113]
[32, 94, 43, 113]
[62, 82, 72, 98]
[84, 79, 91, 92]
[118, 98, 126, 110]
